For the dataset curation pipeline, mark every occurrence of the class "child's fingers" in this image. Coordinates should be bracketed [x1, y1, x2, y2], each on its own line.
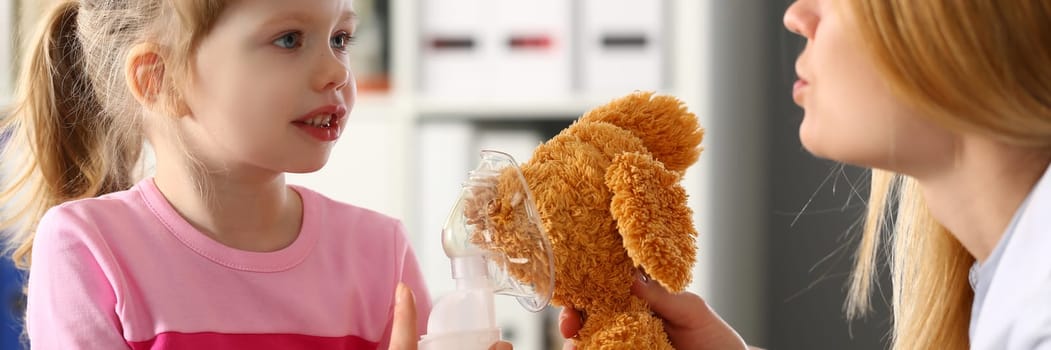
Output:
[558, 307, 583, 339]
[489, 341, 513, 350]
[388, 283, 418, 350]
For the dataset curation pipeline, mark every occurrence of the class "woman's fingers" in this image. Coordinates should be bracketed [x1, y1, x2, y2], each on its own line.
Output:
[631, 277, 749, 350]
[556, 273, 746, 350]
[631, 277, 709, 330]
[558, 307, 583, 339]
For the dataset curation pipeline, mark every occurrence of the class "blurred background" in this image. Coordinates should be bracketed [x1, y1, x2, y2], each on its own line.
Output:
[0, 0, 893, 349]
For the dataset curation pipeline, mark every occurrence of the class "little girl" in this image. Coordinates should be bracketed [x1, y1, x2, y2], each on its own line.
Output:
[0, 0, 431, 348]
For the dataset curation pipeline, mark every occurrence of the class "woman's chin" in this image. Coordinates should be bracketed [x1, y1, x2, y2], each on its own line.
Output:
[800, 132, 860, 165]
[799, 126, 829, 159]
[801, 142, 835, 162]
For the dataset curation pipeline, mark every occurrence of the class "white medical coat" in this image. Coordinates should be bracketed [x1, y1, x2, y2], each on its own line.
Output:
[972, 163, 1051, 349]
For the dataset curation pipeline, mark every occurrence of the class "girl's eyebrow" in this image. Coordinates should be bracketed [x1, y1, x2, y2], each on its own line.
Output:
[259, 9, 358, 29]
[340, 10, 359, 24]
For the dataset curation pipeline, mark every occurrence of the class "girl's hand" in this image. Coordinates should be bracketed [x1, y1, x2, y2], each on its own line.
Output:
[559, 277, 750, 350]
[390, 284, 513, 350]
[389, 284, 418, 350]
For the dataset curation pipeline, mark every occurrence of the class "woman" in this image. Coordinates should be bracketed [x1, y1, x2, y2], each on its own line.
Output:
[562, 0, 1051, 348]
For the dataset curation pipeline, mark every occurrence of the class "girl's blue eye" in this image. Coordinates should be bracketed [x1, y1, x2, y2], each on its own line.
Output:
[331, 32, 355, 51]
[273, 32, 302, 49]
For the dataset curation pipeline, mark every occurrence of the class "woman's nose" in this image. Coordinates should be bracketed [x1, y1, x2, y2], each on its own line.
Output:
[784, 0, 818, 39]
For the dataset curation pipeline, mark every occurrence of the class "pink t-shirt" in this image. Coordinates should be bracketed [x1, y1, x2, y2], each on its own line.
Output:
[26, 178, 431, 349]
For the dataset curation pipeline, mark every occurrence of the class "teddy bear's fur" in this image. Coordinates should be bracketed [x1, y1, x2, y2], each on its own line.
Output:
[467, 91, 703, 349]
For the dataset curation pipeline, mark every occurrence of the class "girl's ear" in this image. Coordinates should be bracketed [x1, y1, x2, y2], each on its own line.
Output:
[125, 43, 166, 106]
[124, 43, 191, 116]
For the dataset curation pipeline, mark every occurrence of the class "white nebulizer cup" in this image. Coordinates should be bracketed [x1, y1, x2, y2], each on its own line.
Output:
[418, 150, 556, 350]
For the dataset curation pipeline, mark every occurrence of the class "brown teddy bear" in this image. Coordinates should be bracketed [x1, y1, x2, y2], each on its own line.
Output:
[466, 91, 703, 349]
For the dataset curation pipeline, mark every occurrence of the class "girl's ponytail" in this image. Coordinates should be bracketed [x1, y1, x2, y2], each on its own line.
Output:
[1, 1, 142, 268]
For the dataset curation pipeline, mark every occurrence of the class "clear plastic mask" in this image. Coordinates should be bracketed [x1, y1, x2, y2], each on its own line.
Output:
[441, 150, 555, 312]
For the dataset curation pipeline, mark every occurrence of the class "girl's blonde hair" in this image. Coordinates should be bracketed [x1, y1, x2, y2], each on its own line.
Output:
[844, 1, 1051, 349]
[0, 0, 225, 269]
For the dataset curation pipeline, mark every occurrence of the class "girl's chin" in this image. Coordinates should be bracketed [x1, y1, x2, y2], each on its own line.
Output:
[284, 158, 330, 174]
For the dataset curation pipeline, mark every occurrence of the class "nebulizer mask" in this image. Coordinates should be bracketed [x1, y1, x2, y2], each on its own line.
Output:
[418, 150, 556, 350]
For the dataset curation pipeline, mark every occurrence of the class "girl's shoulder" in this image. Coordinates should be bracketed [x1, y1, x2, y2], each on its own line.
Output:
[40, 182, 152, 233]
[33, 182, 155, 268]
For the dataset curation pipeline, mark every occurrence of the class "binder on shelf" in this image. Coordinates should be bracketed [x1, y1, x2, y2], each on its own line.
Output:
[487, 0, 573, 99]
[419, 0, 572, 101]
[418, 0, 488, 97]
[580, 0, 666, 94]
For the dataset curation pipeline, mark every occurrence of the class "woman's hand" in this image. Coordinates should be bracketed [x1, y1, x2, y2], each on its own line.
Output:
[559, 276, 749, 350]
[390, 284, 513, 350]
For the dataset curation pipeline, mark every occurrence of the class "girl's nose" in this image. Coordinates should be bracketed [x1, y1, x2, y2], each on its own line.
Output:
[315, 55, 351, 92]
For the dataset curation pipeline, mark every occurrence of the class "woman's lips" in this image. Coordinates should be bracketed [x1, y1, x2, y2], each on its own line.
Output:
[792, 79, 808, 105]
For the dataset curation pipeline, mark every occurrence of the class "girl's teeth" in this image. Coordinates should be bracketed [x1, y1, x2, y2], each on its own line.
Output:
[301, 114, 336, 127]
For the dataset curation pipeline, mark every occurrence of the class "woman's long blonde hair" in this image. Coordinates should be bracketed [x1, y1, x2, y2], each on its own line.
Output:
[843, 1, 1051, 349]
[0, 0, 225, 269]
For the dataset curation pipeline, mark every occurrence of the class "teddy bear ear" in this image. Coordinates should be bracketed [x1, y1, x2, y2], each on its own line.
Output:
[605, 151, 698, 292]
[581, 91, 704, 173]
